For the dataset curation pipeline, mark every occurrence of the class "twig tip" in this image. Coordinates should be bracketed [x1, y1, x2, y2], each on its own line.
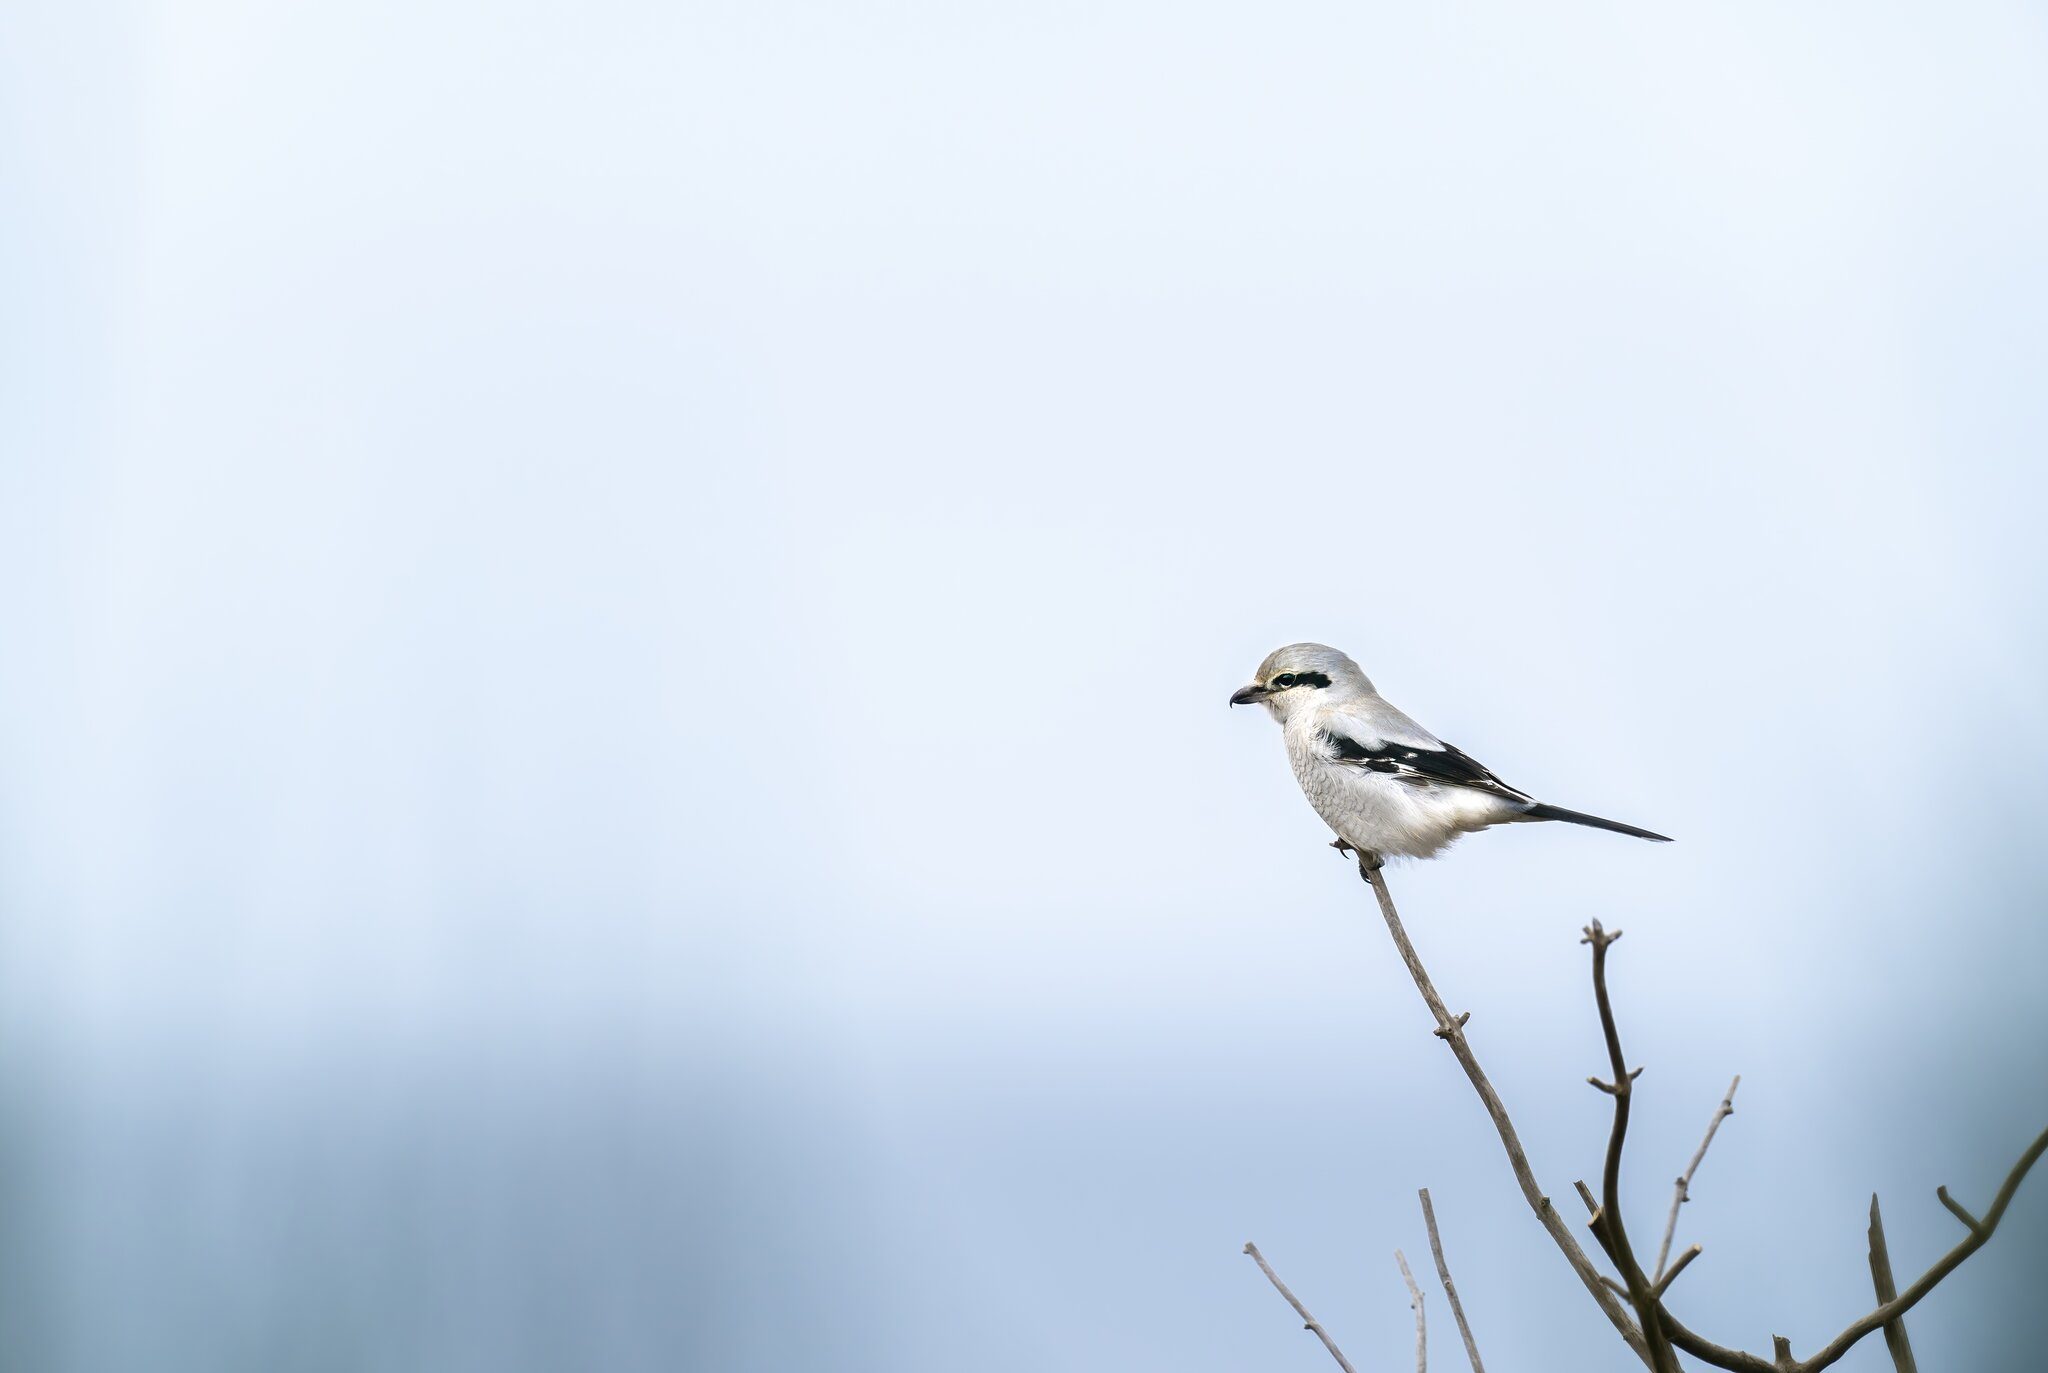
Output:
[1936, 1185, 1986, 1236]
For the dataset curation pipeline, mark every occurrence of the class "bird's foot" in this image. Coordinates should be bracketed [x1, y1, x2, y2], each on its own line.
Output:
[1330, 837, 1383, 877]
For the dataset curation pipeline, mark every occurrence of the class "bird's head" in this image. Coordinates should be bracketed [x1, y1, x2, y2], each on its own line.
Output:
[1229, 643, 1373, 720]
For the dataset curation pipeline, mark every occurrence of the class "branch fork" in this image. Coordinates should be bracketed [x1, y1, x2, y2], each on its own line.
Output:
[1248, 856, 2048, 1373]
[1935, 1186, 1984, 1238]
[1588, 1068, 1644, 1096]
[1357, 860, 1655, 1363]
[1655, 1076, 1740, 1283]
[1651, 1245, 1702, 1300]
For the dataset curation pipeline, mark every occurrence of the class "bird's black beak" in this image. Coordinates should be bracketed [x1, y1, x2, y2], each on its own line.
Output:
[1229, 683, 1270, 707]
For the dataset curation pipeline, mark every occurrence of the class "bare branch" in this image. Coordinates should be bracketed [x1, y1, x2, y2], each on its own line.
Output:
[1651, 1244, 1701, 1300]
[1360, 863, 1652, 1366]
[1243, 1242, 1359, 1373]
[1574, 1180, 1638, 1299]
[1657, 1312, 1776, 1373]
[1396, 1248, 1427, 1373]
[1662, 1124, 2048, 1373]
[1935, 1186, 1983, 1237]
[1349, 860, 2046, 1373]
[1865, 1195, 1918, 1373]
[1654, 1075, 1741, 1282]
[1792, 1125, 2048, 1370]
[1418, 1189, 1486, 1373]
[1583, 919, 1684, 1373]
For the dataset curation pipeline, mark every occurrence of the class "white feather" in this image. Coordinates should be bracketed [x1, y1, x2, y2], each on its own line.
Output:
[1232, 642, 1656, 861]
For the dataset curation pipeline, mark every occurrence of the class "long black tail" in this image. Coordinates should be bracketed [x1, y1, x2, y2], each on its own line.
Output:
[1523, 802, 1672, 843]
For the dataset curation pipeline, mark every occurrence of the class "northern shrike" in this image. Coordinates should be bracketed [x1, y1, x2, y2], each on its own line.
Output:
[1231, 643, 1669, 865]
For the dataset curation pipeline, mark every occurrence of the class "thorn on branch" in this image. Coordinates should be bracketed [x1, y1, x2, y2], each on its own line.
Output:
[1935, 1186, 1985, 1237]
[1432, 1010, 1472, 1039]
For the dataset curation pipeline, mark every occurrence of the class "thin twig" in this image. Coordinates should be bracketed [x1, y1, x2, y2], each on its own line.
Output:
[1652, 1244, 1702, 1300]
[1243, 1242, 1359, 1373]
[1865, 1195, 1918, 1373]
[1654, 1074, 1741, 1282]
[1396, 1248, 1427, 1373]
[1583, 920, 1683, 1373]
[1935, 1187, 1983, 1236]
[1361, 863, 1653, 1366]
[1418, 1189, 1486, 1373]
[1660, 1123, 2048, 1373]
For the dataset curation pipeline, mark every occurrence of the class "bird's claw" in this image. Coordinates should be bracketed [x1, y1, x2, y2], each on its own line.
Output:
[1330, 837, 1384, 876]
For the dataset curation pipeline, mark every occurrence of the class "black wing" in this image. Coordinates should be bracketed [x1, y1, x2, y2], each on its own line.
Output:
[1320, 730, 1533, 805]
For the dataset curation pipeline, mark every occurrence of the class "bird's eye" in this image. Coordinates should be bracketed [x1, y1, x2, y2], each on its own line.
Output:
[1273, 673, 1298, 688]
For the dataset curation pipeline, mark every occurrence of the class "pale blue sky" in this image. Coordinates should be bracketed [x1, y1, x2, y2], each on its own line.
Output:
[3, 3, 2046, 1369]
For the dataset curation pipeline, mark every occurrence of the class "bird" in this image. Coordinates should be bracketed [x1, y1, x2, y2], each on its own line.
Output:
[1230, 642, 1669, 868]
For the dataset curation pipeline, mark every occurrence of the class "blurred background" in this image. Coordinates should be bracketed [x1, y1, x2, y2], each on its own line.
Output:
[4, 2, 2046, 1369]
